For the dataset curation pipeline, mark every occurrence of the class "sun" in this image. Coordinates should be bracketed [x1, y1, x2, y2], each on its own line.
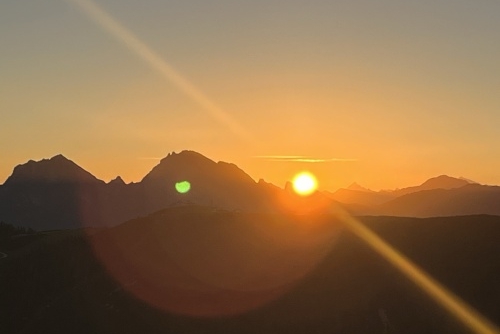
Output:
[292, 172, 318, 196]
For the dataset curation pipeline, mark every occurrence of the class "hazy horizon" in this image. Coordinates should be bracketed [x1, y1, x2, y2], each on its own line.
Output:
[2, 0, 499, 191]
[0, 150, 489, 192]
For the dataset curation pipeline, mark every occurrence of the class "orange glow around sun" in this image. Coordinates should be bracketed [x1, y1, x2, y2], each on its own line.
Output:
[292, 172, 318, 196]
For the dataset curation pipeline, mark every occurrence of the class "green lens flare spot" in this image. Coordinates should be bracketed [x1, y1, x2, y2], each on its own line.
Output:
[175, 181, 191, 194]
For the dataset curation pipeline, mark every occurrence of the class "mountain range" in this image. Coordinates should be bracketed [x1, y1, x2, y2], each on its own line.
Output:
[1, 150, 499, 230]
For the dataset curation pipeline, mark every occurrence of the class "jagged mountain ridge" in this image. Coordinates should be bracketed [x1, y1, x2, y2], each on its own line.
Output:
[0, 151, 280, 230]
[4, 154, 102, 185]
[329, 175, 474, 208]
[1, 151, 499, 229]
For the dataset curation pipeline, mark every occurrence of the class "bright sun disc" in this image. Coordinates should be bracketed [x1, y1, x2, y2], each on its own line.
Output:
[292, 172, 318, 196]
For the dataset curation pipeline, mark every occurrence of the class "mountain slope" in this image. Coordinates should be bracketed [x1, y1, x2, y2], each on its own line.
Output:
[378, 184, 500, 217]
[91, 205, 340, 317]
[3, 212, 499, 334]
[4, 154, 101, 185]
[0, 153, 498, 229]
[392, 175, 471, 197]
[329, 175, 474, 209]
[0, 151, 287, 230]
[327, 188, 395, 206]
[132, 150, 279, 216]
[0, 155, 107, 230]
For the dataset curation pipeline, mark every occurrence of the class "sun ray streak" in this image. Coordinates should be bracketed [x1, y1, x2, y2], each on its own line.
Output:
[64, 0, 252, 142]
[333, 209, 500, 334]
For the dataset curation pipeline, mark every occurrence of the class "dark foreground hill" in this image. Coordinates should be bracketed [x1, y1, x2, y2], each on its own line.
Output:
[1, 208, 499, 334]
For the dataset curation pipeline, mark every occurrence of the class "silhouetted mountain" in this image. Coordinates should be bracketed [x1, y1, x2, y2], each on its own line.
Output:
[142, 151, 255, 185]
[108, 176, 126, 186]
[392, 175, 471, 197]
[0, 155, 107, 230]
[136, 150, 268, 214]
[329, 175, 476, 210]
[459, 176, 478, 184]
[1, 153, 498, 230]
[5, 154, 101, 185]
[327, 188, 395, 207]
[346, 182, 372, 192]
[0, 151, 286, 230]
[377, 184, 500, 217]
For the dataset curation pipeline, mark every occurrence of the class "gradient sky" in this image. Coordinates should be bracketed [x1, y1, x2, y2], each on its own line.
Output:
[1, 0, 499, 191]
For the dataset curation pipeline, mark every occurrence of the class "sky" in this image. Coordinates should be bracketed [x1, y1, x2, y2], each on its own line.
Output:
[1, 0, 499, 191]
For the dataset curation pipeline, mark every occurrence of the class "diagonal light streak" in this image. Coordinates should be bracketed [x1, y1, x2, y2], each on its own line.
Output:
[63, 0, 252, 142]
[333, 208, 500, 334]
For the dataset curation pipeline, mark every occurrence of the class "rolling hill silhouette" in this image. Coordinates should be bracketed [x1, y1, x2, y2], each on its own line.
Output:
[2, 208, 500, 333]
[91, 205, 340, 317]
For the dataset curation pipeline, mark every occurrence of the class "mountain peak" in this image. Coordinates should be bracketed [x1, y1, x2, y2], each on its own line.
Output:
[143, 150, 216, 183]
[143, 150, 257, 186]
[50, 154, 69, 161]
[420, 175, 470, 190]
[108, 176, 126, 186]
[459, 176, 478, 184]
[346, 182, 372, 192]
[160, 150, 211, 164]
[5, 155, 101, 185]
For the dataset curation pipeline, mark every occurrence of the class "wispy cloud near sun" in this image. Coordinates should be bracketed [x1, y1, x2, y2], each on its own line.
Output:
[254, 156, 357, 163]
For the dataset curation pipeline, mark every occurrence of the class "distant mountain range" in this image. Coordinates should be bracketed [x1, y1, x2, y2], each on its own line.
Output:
[1, 151, 499, 230]
[326, 175, 474, 206]
[328, 175, 500, 216]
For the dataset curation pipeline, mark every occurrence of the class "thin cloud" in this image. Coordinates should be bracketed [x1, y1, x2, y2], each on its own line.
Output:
[253, 155, 310, 159]
[254, 156, 357, 163]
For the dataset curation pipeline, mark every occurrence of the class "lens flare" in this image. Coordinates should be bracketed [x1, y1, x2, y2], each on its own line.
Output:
[292, 172, 318, 196]
[333, 208, 500, 334]
[175, 181, 191, 194]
